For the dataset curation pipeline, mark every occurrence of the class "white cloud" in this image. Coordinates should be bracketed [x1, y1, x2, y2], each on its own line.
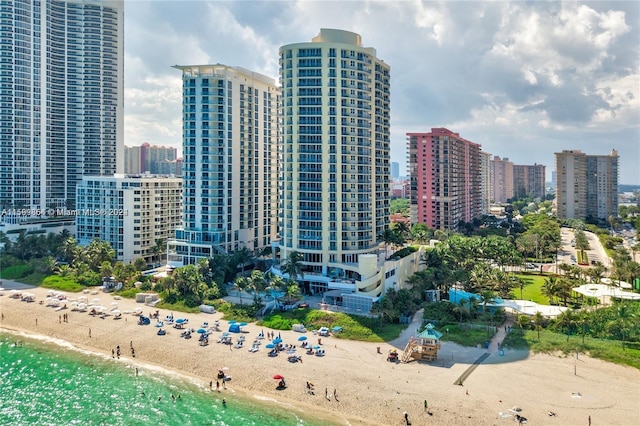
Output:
[122, 0, 640, 183]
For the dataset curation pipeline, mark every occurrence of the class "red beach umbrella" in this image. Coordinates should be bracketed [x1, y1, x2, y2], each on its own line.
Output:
[273, 374, 284, 380]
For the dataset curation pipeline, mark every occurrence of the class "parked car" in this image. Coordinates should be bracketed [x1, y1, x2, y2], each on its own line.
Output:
[525, 263, 537, 270]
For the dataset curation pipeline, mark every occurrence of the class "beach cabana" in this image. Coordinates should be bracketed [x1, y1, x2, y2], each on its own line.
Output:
[401, 323, 442, 362]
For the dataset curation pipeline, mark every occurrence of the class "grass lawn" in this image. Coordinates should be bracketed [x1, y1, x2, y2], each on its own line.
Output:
[502, 329, 640, 370]
[439, 324, 495, 347]
[513, 273, 551, 304]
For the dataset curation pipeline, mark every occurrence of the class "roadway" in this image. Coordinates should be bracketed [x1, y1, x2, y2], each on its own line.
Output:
[548, 227, 612, 274]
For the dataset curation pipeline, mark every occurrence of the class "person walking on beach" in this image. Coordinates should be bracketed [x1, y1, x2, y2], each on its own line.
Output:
[216, 381, 220, 391]
[112, 349, 115, 358]
[424, 400, 428, 411]
[404, 412, 411, 425]
[588, 415, 591, 425]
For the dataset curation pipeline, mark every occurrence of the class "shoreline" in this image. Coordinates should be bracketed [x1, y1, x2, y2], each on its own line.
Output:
[1, 286, 639, 425]
[0, 326, 348, 426]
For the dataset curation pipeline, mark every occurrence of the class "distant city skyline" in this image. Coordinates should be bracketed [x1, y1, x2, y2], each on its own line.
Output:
[123, 1, 639, 184]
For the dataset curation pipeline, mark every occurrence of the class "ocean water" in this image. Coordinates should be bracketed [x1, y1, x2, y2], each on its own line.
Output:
[0, 333, 326, 426]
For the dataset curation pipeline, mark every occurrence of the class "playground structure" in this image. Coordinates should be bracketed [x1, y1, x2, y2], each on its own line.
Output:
[401, 323, 442, 363]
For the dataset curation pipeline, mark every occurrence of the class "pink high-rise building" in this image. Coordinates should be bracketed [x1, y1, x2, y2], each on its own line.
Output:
[407, 128, 483, 230]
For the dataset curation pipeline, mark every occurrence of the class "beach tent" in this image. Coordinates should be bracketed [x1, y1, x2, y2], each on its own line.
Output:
[228, 324, 240, 333]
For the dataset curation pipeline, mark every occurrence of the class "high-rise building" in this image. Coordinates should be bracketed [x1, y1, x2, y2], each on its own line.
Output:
[479, 151, 493, 214]
[276, 29, 391, 306]
[555, 149, 619, 220]
[124, 144, 179, 175]
[169, 65, 280, 265]
[513, 164, 546, 200]
[408, 128, 483, 230]
[390, 162, 400, 179]
[491, 156, 514, 203]
[76, 175, 182, 264]
[0, 0, 124, 215]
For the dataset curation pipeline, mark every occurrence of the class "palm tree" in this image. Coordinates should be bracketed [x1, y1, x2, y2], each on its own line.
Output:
[285, 282, 302, 302]
[532, 311, 545, 341]
[232, 276, 251, 307]
[44, 256, 60, 274]
[612, 303, 635, 350]
[266, 274, 287, 304]
[542, 276, 559, 305]
[516, 314, 531, 335]
[479, 290, 496, 314]
[453, 299, 469, 325]
[281, 251, 304, 283]
[234, 247, 253, 277]
[151, 238, 166, 266]
[587, 261, 607, 283]
[379, 228, 398, 259]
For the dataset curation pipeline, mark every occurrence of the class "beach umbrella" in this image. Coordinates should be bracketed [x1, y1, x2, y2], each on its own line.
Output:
[197, 328, 207, 334]
[297, 336, 307, 341]
[265, 343, 275, 349]
[175, 318, 186, 324]
[273, 374, 284, 380]
[313, 345, 321, 349]
[228, 320, 236, 324]
[238, 322, 248, 327]
[273, 338, 282, 344]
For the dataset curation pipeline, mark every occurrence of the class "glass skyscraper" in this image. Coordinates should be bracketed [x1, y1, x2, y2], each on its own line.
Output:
[0, 0, 123, 215]
[169, 65, 280, 265]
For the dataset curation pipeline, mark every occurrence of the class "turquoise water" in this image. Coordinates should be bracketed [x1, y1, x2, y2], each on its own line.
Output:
[0, 333, 324, 426]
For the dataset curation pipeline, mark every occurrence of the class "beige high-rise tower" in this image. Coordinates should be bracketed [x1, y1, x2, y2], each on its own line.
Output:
[555, 149, 619, 220]
[276, 29, 391, 307]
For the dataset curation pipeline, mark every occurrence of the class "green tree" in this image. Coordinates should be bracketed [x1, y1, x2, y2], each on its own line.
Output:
[532, 311, 545, 341]
[516, 314, 531, 335]
[409, 223, 432, 244]
[232, 276, 251, 307]
[281, 251, 304, 283]
[542, 276, 559, 305]
[133, 257, 147, 272]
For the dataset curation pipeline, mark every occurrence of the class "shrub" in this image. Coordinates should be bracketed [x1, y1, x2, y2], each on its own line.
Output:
[0, 264, 34, 279]
[139, 281, 153, 291]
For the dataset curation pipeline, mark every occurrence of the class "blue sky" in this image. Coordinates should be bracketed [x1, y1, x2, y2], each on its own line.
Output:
[123, 1, 639, 184]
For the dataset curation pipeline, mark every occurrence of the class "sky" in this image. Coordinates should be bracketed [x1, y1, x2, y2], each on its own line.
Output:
[123, 0, 640, 184]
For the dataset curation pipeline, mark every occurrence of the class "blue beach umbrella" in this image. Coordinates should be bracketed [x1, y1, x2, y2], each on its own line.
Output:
[197, 328, 207, 334]
[273, 338, 282, 344]
[228, 320, 236, 324]
[313, 345, 321, 349]
[238, 322, 248, 327]
[297, 336, 307, 341]
[266, 343, 276, 349]
[175, 318, 187, 324]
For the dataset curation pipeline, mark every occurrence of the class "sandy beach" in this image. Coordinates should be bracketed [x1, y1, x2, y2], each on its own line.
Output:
[1, 284, 639, 426]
